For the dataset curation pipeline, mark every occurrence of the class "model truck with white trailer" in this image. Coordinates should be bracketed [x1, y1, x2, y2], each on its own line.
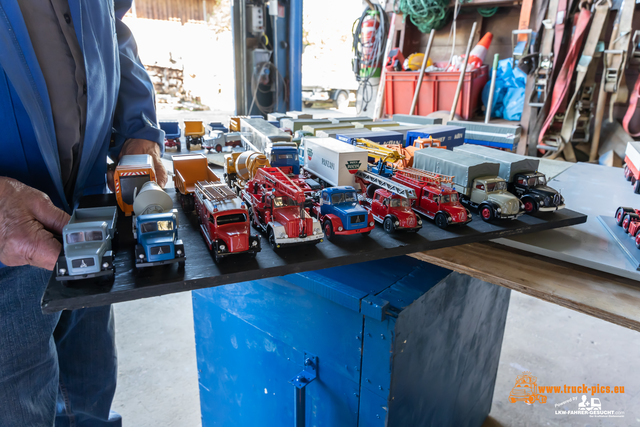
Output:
[453, 144, 565, 214]
[56, 206, 118, 281]
[303, 137, 369, 188]
[624, 141, 640, 193]
[414, 148, 525, 221]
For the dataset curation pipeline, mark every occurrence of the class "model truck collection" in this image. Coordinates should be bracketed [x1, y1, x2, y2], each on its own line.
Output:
[414, 148, 524, 221]
[172, 153, 220, 211]
[623, 141, 640, 193]
[453, 144, 565, 214]
[194, 181, 261, 262]
[55, 207, 118, 281]
[391, 168, 471, 228]
[241, 167, 324, 249]
[54, 114, 576, 286]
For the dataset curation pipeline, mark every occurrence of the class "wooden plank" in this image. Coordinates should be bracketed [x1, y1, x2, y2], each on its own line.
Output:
[41, 194, 586, 313]
[409, 242, 640, 332]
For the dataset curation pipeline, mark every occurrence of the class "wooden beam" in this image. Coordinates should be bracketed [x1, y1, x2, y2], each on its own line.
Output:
[410, 242, 640, 333]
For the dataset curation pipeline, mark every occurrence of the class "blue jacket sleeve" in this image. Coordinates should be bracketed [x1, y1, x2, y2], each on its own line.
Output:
[110, 0, 165, 158]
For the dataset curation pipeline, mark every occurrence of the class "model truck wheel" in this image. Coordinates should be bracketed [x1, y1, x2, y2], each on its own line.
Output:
[324, 220, 335, 241]
[383, 217, 396, 233]
[616, 207, 633, 225]
[636, 233, 640, 249]
[434, 213, 448, 229]
[522, 197, 538, 214]
[623, 214, 634, 232]
[480, 205, 494, 222]
[634, 181, 640, 194]
[625, 165, 632, 181]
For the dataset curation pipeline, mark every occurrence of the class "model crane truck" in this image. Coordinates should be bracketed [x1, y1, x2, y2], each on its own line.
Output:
[453, 144, 564, 214]
[414, 148, 525, 222]
[194, 181, 261, 262]
[172, 153, 220, 212]
[241, 167, 324, 249]
[391, 168, 471, 229]
[353, 138, 408, 176]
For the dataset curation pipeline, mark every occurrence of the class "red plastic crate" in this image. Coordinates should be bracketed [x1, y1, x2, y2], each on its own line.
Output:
[384, 66, 489, 120]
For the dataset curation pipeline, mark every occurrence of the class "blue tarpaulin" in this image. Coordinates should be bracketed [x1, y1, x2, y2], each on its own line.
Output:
[482, 58, 526, 121]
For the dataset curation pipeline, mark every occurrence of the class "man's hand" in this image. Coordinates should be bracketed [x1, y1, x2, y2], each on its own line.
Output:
[107, 138, 167, 191]
[0, 178, 70, 270]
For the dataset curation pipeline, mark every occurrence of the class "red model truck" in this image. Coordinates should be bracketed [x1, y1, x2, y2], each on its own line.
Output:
[194, 180, 261, 262]
[623, 141, 640, 193]
[392, 168, 472, 229]
[355, 170, 422, 233]
[241, 167, 324, 249]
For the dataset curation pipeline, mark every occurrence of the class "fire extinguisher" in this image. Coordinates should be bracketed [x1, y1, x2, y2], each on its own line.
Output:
[361, 11, 380, 65]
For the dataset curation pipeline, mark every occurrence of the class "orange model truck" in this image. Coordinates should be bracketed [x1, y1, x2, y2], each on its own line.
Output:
[114, 154, 156, 216]
[172, 153, 220, 212]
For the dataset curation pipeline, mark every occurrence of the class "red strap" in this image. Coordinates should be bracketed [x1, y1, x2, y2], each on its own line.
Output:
[538, 7, 591, 145]
[623, 75, 640, 137]
[552, 0, 568, 71]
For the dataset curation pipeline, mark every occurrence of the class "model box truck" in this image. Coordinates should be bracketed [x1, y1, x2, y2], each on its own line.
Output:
[453, 144, 565, 213]
[623, 141, 640, 193]
[56, 206, 118, 281]
[414, 148, 524, 221]
[303, 137, 369, 188]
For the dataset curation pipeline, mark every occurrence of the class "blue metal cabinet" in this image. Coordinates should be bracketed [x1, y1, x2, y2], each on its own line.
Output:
[193, 256, 510, 426]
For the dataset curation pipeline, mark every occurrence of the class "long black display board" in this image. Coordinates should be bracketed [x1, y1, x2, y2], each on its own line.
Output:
[42, 193, 587, 313]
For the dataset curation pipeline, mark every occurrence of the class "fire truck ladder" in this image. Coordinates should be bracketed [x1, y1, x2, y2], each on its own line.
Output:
[258, 167, 306, 204]
[355, 170, 417, 199]
[196, 181, 237, 202]
[395, 168, 454, 187]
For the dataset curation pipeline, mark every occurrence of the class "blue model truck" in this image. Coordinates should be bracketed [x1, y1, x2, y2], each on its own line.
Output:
[311, 186, 375, 241]
[405, 125, 466, 149]
[270, 144, 301, 174]
[134, 210, 186, 269]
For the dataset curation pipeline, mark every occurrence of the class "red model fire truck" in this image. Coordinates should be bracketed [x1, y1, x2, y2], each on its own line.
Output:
[194, 181, 261, 262]
[354, 169, 422, 233]
[241, 167, 324, 249]
[392, 168, 471, 229]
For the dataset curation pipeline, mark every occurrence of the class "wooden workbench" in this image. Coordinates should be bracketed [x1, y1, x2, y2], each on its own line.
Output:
[411, 242, 640, 333]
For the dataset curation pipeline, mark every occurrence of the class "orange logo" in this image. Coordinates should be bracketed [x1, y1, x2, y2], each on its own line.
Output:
[509, 371, 548, 404]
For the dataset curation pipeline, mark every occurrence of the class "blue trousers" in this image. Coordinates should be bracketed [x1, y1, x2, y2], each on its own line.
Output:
[0, 266, 121, 427]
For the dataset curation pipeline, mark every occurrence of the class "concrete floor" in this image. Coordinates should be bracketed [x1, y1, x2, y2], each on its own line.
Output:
[110, 283, 640, 427]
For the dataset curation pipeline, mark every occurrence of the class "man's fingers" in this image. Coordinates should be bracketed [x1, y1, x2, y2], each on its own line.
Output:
[29, 193, 70, 235]
[154, 156, 168, 188]
[25, 227, 63, 270]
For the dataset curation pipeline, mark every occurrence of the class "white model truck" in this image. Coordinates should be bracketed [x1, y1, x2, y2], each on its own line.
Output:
[414, 147, 525, 221]
[303, 137, 369, 188]
[55, 206, 118, 281]
[453, 144, 565, 214]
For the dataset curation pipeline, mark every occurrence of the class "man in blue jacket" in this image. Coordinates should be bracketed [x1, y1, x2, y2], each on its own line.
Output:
[0, 0, 167, 425]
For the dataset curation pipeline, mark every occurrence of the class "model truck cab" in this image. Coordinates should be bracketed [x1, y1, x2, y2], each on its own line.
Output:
[453, 144, 564, 214]
[195, 181, 261, 262]
[134, 211, 185, 268]
[370, 189, 422, 232]
[269, 145, 300, 175]
[56, 206, 118, 281]
[313, 186, 375, 240]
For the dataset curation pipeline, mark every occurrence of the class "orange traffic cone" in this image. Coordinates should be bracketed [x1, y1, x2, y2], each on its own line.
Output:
[467, 32, 493, 70]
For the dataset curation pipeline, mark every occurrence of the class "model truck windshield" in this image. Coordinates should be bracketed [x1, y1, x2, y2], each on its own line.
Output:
[485, 181, 507, 193]
[441, 194, 458, 204]
[390, 199, 410, 208]
[66, 230, 103, 244]
[217, 213, 247, 225]
[140, 220, 174, 233]
[273, 196, 296, 208]
[331, 192, 358, 204]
